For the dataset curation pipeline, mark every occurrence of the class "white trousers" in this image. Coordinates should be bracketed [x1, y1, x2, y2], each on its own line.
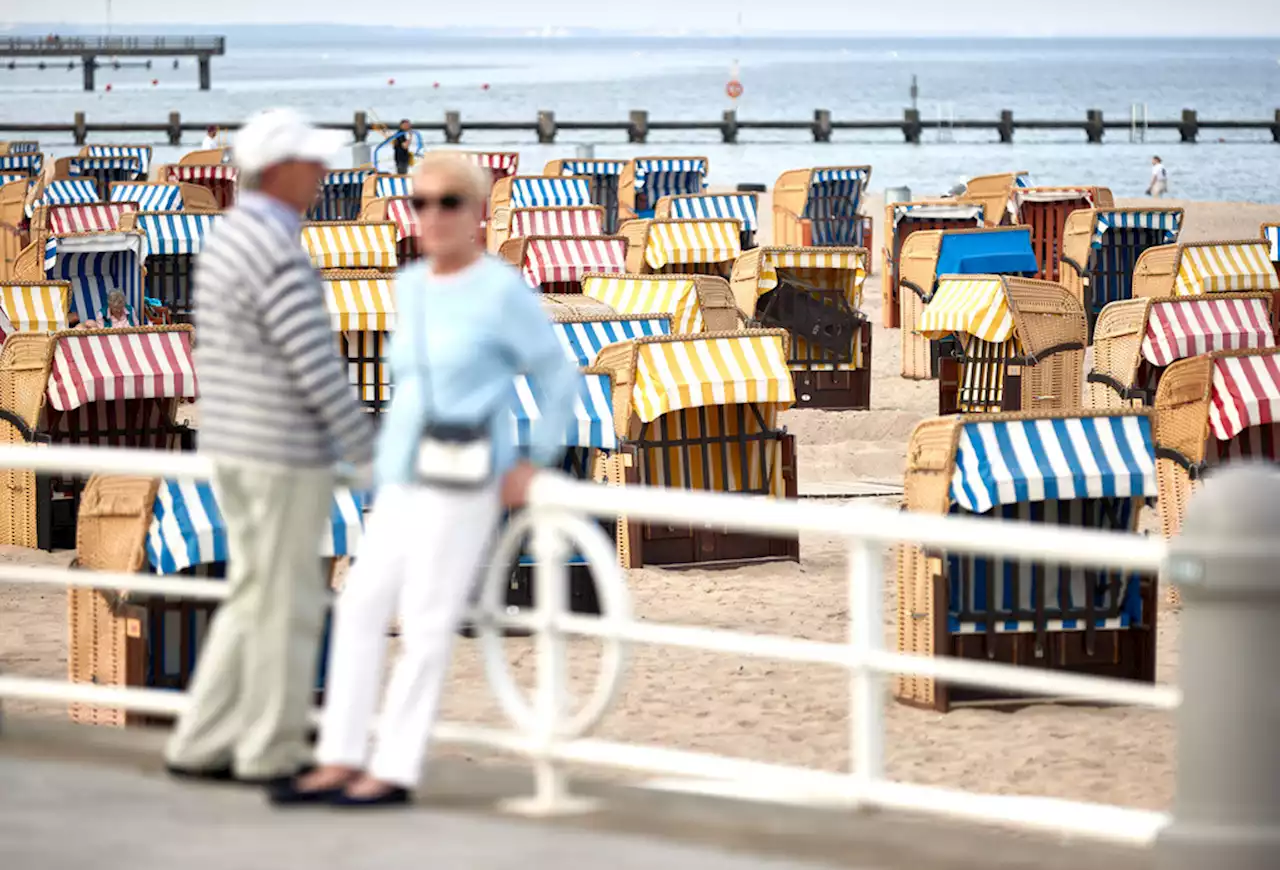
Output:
[316, 482, 501, 788]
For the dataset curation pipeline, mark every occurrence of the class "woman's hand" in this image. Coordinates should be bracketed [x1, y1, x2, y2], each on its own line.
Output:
[500, 461, 538, 508]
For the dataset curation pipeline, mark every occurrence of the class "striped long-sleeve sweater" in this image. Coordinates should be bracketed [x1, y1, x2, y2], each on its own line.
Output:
[193, 192, 374, 468]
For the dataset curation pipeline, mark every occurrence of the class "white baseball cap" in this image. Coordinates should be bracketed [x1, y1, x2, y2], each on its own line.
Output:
[232, 107, 348, 175]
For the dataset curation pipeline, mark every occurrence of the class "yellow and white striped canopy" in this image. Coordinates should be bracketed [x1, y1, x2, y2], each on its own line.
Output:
[631, 333, 795, 423]
[644, 220, 742, 269]
[0, 283, 69, 332]
[581, 275, 702, 334]
[303, 223, 398, 270]
[1173, 242, 1280, 296]
[917, 277, 1015, 342]
[757, 249, 867, 292]
[323, 277, 397, 331]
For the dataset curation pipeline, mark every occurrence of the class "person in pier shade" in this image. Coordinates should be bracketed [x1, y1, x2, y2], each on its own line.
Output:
[269, 152, 578, 809]
[393, 119, 414, 175]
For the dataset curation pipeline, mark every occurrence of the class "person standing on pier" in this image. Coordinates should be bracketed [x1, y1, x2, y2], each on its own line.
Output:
[1147, 156, 1169, 198]
[201, 125, 220, 151]
[393, 119, 414, 175]
[165, 108, 375, 788]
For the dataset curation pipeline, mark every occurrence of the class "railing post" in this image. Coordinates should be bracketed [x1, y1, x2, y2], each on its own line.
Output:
[848, 539, 884, 807]
[444, 111, 462, 144]
[628, 110, 649, 144]
[81, 55, 95, 92]
[73, 112, 87, 146]
[167, 111, 181, 146]
[1158, 465, 1280, 869]
[721, 109, 738, 144]
[1272, 109, 1280, 144]
[197, 55, 211, 91]
[1179, 109, 1199, 143]
[537, 110, 557, 145]
[813, 109, 832, 144]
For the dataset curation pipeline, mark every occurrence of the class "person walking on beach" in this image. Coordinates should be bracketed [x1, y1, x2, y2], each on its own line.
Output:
[393, 119, 414, 175]
[165, 108, 375, 787]
[1147, 156, 1168, 198]
[270, 152, 578, 808]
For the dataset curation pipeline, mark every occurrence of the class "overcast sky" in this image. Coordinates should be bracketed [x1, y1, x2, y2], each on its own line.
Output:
[8, 0, 1280, 36]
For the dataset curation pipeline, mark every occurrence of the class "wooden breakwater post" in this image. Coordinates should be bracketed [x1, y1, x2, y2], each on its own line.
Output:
[998, 110, 1014, 143]
[1086, 109, 1105, 143]
[628, 110, 649, 144]
[1180, 109, 1199, 143]
[445, 111, 462, 144]
[721, 110, 738, 144]
[813, 109, 833, 143]
[903, 109, 923, 144]
[538, 111, 557, 144]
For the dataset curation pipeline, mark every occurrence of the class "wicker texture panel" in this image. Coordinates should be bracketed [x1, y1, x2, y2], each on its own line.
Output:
[1004, 277, 1087, 413]
[1131, 244, 1180, 299]
[962, 172, 1025, 228]
[1088, 299, 1151, 409]
[771, 168, 812, 247]
[898, 230, 943, 379]
[1152, 354, 1214, 541]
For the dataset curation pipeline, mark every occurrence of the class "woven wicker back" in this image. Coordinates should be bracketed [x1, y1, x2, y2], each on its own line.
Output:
[692, 276, 746, 332]
[1153, 354, 1213, 538]
[0, 178, 27, 282]
[1131, 243, 1180, 298]
[770, 168, 812, 247]
[592, 340, 639, 438]
[899, 230, 944, 379]
[963, 172, 1026, 227]
[728, 247, 766, 317]
[76, 474, 157, 572]
[0, 331, 54, 428]
[539, 293, 619, 317]
[1088, 298, 1151, 409]
[1059, 209, 1096, 305]
[1004, 277, 1087, 412]
[1095, 188, 1116, 208]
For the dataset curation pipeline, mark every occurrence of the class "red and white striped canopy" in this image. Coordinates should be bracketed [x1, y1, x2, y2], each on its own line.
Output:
[46, 203, 138, 236]
[385, 198, 419, 242]
[1142, 297, 1274, 368]
[521, 238, 628, 287]
[47, 330, 198, 411]
[167, 165, 238, 183]
[465, 152, 518, 178]
[510, 208, 603, 240]
[1209, 352, 1280, 441]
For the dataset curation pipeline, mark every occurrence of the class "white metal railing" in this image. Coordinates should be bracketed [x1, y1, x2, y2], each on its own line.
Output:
[0, 444, 1178, 846]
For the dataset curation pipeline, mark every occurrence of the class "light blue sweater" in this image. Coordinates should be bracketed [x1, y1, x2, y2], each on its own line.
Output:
[373, 256, 580, 489]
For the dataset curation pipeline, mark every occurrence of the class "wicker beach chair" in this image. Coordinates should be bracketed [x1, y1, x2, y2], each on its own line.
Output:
[0, 141, 40, 157]
[959, 172, 1028, 227]
[1131, 238, 1280, 334]
[898, 226, 1039, 380]
[895, 409, 1159, 712]
[119, 211, 221, 324]
[617, 157, 708, 223]
[490, 206, 605, 253]
[320, 269, 397, 418]
[302, 220, 398, 272]
[358, 195, 420, 264]
[15, 229, 148, 327]
[594, 328, 799, 568]
[544, 158, 627, 233]
[64, 155, 143, 191]
[1009, 186, 1113, 281]
[487, 175, 597, 250]
[656, 192, 759, 251]
[772, 166, 873, 250]
[0, 280, 68, 340]
[617, 218, 742, 278]
[578, 272, 743, 334]
[0, 174, 36, 281]
[918, 275, 1086, 416]
[1263, 222, 1280, 278]
[500, 235, 629, 293]
[307, 169, 374, 222]
[163, 148, 238, 208]
[730, 246, 872, 410]
[359, 173, 413, 214]
[882, 199, 985, 328]
[1059, 207, 1184, 339]
[70, 474, 363, 726]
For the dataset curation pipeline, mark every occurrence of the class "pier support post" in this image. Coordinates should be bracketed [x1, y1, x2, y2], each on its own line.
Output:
[1157, 465, 1280, 870]
[73, 112, 87, 146]
[721, 109, 738, 144]
[1086, 109, 1104, 143]
[167, 112, 182, 146]
[628, 110, 649, 144]
[198, 55, 211, 91]
[353, 111, 369, 143]
[903, 109, 922, 144]
[1180, 109, 1199, 143]
[81, 55, 95, 91]
[998, 110, 1014, 144]
[444, 111, 463, 144]
[1273, 110, 1280, 144]
[537, 111, 557, 145]
[813, 109, 832, 143]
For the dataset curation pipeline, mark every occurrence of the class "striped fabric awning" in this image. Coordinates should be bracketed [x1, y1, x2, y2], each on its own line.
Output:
[756, 249, 867, 293]
[803, 168, 869, 218]
[644, 220, 742, 269]
[1208, 352, 1280, 441]
[465, 152, 519, 177]
[46, 329, 197, 411]
[891, 203, 984, 228]
[1265, 225, 1279, 262]
[0, 153, 41, 175]
[511, 371, 617, 450]
[633, 159, 707, 194]
[0, 305, 10, 343]
[147, 479, 363, 574]
[109, 183, 184, 212]
[135, 213, 219, 257]
[324, 169, 373, 187]
[375, 175, 413, 198]
[554, 317, 672, 366]
[303, 223, 398, 270]
[87, 145, 152, 175]
[1009, 187, 1093, 220]
[950, 415, 1158, 514]
[43, 231, 147, 319]
[521, 238, 628, 286]
[560, 160, 626, 177]
[631, 333, 796, 422]
[581, 275, 702, 333]
[669, 194, 758, 232]
[6, 142, 40, 154]
[1091, 210, 1182, 248]
[509, 177, 591, 209]
[385, 197, 419, 242]
[167, 165, 238, 183]
[0, 172, 28, 187]
[510, 208, 603, 239]
[1142, 297, 1274, 368]
[0, 283, 68, 332]
[324, 277, 396, 331]
[69, 156, 142, 179]
[1173, 242, 1280, 295]
[46, 203, 137, 235]
[27, 180, 99, 217]
[918, 277, 1014, 343]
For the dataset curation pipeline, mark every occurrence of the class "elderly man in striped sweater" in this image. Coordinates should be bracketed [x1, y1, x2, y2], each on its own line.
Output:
[165, 109, 374, 787]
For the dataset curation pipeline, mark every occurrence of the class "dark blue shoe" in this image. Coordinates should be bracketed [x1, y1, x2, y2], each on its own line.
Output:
[267, 778, 348, 806]
[328, 785, 412, 808]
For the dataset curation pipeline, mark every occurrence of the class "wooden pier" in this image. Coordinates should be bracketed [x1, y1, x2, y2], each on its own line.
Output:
[0, 36, 225, 91]
[1, 107, 1278, 146]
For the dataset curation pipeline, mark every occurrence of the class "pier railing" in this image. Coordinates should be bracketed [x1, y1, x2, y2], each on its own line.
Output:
[0, 36, 225, 55]
[1, 108, 1278, 146]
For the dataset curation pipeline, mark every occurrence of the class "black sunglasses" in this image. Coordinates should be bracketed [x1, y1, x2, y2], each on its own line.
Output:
[410, 193, 466, 213]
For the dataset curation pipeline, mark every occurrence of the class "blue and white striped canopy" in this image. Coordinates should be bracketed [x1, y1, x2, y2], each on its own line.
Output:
[560, 160, 626, 177]
[44, 232, 146, 319]
[511, 372, 617, 450]
[376, 175, 413, 197]
[135, 213, 219, 257]
[146, 479, 365, 575]
[633, 159, 707, 199]
[110, 184, 184, 212]
[0, 153, 42, 175]
[1091, 210, 1182, 248]
[553, 317, 671, 367]
[87, 145, 152, 176]
[510, 177, 591, 209]
[891, 202, 985, 229]
[669, 194, 757, 231]
[325, 169, 373, 187]
[26, 179, 99, 218]
[950, 415, 1157, 515]
[1263, 225, 1278, 262]
[0, 173, 29, 188]
[6, 142, 39, 155]
[69, 156, 142, 180]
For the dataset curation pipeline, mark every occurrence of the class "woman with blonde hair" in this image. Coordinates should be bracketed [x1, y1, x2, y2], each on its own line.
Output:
[270, 153, 579, 808]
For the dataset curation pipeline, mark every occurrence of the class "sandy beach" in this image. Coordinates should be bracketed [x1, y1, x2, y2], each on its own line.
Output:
[2, 195, 1278, 813]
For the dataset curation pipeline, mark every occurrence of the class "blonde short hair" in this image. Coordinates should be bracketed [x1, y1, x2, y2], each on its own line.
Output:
[412, 152, 491, 206]
[106, 289, 126, 307]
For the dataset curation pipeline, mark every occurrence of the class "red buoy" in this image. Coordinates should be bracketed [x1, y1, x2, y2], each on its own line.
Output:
[433, 81, 440, 89]
[105, 83, 113, 92]
[726, 79, 743, 99]
[388, 78, 396, 86]
[151, 79, 158, 86]
[481, 82, 490, 91]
